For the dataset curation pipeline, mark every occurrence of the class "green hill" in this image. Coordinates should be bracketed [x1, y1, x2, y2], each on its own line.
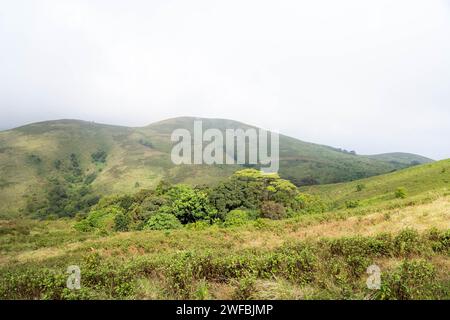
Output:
[0, 117, 432, 217]
[367, 152, 434, 166]
[301, 159, 450, 208]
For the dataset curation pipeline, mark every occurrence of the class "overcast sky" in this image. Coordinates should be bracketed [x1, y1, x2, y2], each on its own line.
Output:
[1, 0, 449, 159]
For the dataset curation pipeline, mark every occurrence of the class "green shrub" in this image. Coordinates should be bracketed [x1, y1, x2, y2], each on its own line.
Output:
[144, 213, 182, 230]
[345, 200, 360, 209]
[74, 205, 123, 232]
[233, 275, 257, 299]
[223, 209, 249, 227]
[293, 193, 327, 214]
[328, 234, 395, 258]
[114, 212, 131, 232]
[395, 187, 407, 199]
[280, 246, 318, 283]
[185, 220, 211, 230]
[194, 280, 210, 300]
[378, 260, 439, 300]
[393, 229, 424, 256]
[253, 218, 270, 230]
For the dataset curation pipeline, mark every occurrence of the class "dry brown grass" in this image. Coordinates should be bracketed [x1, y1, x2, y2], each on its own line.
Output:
[291, 196, 449, 240]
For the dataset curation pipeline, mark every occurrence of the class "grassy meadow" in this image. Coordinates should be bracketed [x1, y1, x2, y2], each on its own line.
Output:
[0, 160, 448, 300]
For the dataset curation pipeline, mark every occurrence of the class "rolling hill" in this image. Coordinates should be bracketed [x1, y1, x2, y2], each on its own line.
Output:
[0, 117, 432, 217]
[301, 159, 450, 209]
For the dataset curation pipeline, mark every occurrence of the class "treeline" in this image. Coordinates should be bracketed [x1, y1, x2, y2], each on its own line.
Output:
[74, 169, 327, 233]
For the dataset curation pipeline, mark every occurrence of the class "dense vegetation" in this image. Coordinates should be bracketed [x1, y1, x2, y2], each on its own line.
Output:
[73, 169, 327, 233]
[24, 153, 100, 219]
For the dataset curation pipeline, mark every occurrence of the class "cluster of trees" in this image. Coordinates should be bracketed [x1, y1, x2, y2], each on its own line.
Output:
[25, 153, 101, 219]
[75, 169, 327, 232]
[91, 150, 107, 163]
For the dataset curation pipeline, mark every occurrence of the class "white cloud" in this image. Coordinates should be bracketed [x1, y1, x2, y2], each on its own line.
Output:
[0, 0, 449, 159]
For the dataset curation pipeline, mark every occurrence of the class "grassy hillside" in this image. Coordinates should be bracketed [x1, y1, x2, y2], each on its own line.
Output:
[1, 180, 448, 299]
[301, 159, 450, 209]
[367, 152, 434, 166]
[0, 117, 432, 217]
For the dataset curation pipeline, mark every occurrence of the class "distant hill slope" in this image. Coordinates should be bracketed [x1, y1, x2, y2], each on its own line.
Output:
[301, 159, 450, 208]
[0, 117, 432, 217]
[367, 152, 433, 166]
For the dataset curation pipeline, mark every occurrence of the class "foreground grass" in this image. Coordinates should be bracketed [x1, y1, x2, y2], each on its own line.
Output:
[1, 196, 449, 300]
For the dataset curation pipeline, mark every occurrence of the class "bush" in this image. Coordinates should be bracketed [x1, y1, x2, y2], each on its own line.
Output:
[293, 193, 327, 214]
[378, 260, 439, 300]
[395, 187, 407, 199]
[185, 220, 211, 230]
[223, 209, 249, 227]
[393, 229, 425, 256]
[345, 200, 360, 209]
[74, 205, 123, 232]
[233, 275, 256, 299]
[144, 213, 182, 230]
[260, 201, 286, 220]
[114, 212, 131, 232]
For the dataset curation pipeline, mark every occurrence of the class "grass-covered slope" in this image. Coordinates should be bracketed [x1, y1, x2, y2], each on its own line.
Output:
[0, 154, 448, 300]
[301, 159, 450, 208]
[367, 152, 434, 166]
[0, 117, 432, 217]
[1, 186, 448, 299]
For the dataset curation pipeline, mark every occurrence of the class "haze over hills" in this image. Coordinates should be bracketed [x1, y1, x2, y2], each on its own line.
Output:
[0, 117, 432, 217]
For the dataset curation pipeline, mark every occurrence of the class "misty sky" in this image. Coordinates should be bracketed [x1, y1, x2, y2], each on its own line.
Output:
[0, 0, 449, 159]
